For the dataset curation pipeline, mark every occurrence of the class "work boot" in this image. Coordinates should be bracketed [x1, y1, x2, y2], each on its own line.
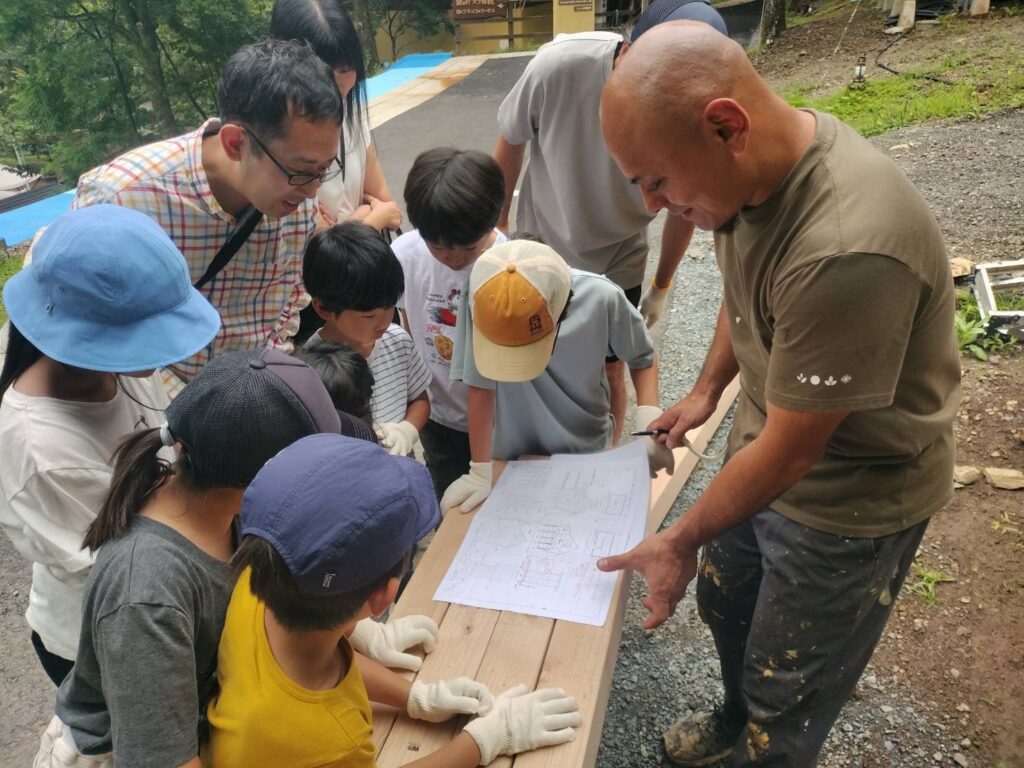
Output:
[663, 708, 745, 766]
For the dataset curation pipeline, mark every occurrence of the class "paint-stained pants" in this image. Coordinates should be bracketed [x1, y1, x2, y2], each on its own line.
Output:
[696, 507, 928, 767]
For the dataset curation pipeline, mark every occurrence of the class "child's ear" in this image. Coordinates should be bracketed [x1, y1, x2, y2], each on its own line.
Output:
[311, 299, 335, 322]
[367, 576, 401, 617]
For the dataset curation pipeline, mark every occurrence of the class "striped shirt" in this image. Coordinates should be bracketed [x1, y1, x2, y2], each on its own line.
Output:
[310, 325, 431, 424]
[73, 119, 316, 393]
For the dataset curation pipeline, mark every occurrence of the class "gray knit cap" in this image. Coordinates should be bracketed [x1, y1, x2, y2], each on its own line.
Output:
[165, 348, 342, 487]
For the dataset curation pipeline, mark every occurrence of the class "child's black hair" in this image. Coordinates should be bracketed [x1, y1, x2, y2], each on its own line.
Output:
[292, 340, 374, 424]
[233, 536, 412, 631]
[303, 221, 404, 313]
[404, 148, 505, 248]
[0, 322, 42, 396]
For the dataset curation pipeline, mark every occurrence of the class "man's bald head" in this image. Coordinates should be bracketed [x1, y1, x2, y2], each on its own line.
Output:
[604, 20, 759, 138]
[601, 20, 812, 231]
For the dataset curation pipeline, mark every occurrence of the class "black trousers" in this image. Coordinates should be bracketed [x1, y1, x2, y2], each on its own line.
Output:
[31, 631, 74, 687]
[696, 507, 928, 767]
[419, 419, 472, 502]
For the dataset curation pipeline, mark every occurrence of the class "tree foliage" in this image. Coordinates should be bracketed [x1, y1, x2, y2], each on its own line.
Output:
[0, 0, 272, 183]
[369, 0, 452, 62]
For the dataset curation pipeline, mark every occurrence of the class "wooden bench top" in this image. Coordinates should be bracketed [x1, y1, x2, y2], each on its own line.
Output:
[373, 379, 739, 767]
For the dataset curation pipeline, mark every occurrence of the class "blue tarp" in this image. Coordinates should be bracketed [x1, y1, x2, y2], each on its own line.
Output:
[365, 52, 452, 101]
[0, 190, 75, 246]
[0, 52, 454, 246]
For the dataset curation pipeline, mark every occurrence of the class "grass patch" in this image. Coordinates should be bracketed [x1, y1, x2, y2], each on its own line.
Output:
[908, 560, 956, 606]
[0, 252, 22, 326]
[955, 288, 1017, 361]
[782, 24, 1024, 135]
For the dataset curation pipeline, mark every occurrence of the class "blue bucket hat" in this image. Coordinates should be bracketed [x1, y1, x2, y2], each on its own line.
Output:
[241, 433, 440, 593]
[2, 204, 221, 372]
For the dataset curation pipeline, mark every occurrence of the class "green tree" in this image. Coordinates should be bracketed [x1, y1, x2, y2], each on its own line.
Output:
[0, 0, 270, 183]
[370, 0, 452, 62]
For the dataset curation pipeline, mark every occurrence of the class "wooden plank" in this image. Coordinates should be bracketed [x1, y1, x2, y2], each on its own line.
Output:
[374, 379, 740, 766]
[376, 604, 502, 765]
[511, 378, 739, 766]
[470, 613, 556, 768]
[370, 509, 478, 745]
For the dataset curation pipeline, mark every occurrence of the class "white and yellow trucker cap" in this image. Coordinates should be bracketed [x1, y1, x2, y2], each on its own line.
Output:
[469, 240, 572, 382]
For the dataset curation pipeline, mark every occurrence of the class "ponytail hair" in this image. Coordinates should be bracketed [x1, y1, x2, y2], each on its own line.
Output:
[0, 322, 44, 396]
[84, 428, 172, 552]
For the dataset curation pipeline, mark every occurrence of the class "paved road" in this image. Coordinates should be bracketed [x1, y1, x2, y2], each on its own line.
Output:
[373, 56, 530, 225]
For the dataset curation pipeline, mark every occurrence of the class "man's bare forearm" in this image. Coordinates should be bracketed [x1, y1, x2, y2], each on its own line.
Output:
[493, 135, 526, 229]
[693, 302, 740, 402]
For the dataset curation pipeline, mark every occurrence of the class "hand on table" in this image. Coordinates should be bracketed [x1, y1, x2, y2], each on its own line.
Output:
[350, 615, 438, 671]
[440, 461, 492, 515]
[407, 677, 494, 723]
[463, 685, 582, 764]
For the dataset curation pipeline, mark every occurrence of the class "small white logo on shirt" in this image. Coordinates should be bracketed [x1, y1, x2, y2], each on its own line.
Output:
[796, 373, 852, 386]
[322, 573, 335, 589]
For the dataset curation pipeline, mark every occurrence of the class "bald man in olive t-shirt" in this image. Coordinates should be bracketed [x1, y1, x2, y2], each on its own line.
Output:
[598, 23, 960, 768]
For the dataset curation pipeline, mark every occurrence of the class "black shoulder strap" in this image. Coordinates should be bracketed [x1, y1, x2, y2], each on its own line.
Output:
[193, 205, 264, 290]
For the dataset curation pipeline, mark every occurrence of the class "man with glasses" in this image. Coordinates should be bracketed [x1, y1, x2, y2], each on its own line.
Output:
[73, 39, 344, 392]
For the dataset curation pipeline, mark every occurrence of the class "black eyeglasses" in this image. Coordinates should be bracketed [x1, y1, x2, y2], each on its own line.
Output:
[244, 127, 344, 187]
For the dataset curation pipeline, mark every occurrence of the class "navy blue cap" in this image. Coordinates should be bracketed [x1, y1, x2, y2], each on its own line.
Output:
[240, 433, 440, 593]
[630, 0, 729, 40]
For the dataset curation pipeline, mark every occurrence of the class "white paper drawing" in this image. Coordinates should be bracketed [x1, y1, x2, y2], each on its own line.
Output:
[434, 440, 650, 626]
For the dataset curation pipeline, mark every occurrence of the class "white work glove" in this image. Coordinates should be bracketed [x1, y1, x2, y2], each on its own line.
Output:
[639, 280, 671, 329]
[350, 615, 438, 671]
[635, 405, 675, 478]
[376, 420, 419, 456]
[440, 461, 492, 515]
[463, 684, 582, 765]
[407, 677, 495, 723]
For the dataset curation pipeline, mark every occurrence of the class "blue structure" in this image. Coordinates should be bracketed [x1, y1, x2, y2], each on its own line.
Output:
[0, 53, 453, 246]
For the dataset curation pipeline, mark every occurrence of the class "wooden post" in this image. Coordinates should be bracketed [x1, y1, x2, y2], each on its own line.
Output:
[897, 0, 917, 29]
[969, 0, 990, 15]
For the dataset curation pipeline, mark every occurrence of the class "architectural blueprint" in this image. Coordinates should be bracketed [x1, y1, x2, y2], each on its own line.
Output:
[434, 441, 650, 626]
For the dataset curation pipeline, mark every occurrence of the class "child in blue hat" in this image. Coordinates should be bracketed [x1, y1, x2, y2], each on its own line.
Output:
[0, 204, 221, 685]
[206, 433, 582, 767]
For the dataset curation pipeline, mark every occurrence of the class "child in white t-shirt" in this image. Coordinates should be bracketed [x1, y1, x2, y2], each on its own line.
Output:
[303, 222, 430, 455]
[392, 148, 506, 498]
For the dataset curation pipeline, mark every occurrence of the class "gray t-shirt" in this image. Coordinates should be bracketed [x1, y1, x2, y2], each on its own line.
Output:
[56, 516, 232, 765]
[498, 32, 653, 290]
[452, 269, 654, 459]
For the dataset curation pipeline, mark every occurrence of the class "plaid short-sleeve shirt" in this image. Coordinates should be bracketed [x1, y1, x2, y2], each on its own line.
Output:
[73, 119, 316, 392]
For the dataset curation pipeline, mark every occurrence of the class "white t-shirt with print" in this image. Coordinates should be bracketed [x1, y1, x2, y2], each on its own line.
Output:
[394, 229, 508, 432]
[0, 373, 170, 660]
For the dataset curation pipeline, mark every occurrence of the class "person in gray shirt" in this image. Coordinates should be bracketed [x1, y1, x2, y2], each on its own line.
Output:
[441, 241, 675, 514]
[40, 349, 358, 768]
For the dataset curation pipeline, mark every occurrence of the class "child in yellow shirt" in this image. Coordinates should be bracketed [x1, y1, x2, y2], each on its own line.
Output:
[205, 433, 581, 767]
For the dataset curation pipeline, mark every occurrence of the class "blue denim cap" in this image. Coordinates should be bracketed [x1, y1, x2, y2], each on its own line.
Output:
[2, 204, 221, 372]
[630, 0, 729, 39]
[240, 433, 440, 593]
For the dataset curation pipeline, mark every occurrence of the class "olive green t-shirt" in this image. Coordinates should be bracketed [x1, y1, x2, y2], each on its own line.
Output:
[716, 111, 960, 537]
